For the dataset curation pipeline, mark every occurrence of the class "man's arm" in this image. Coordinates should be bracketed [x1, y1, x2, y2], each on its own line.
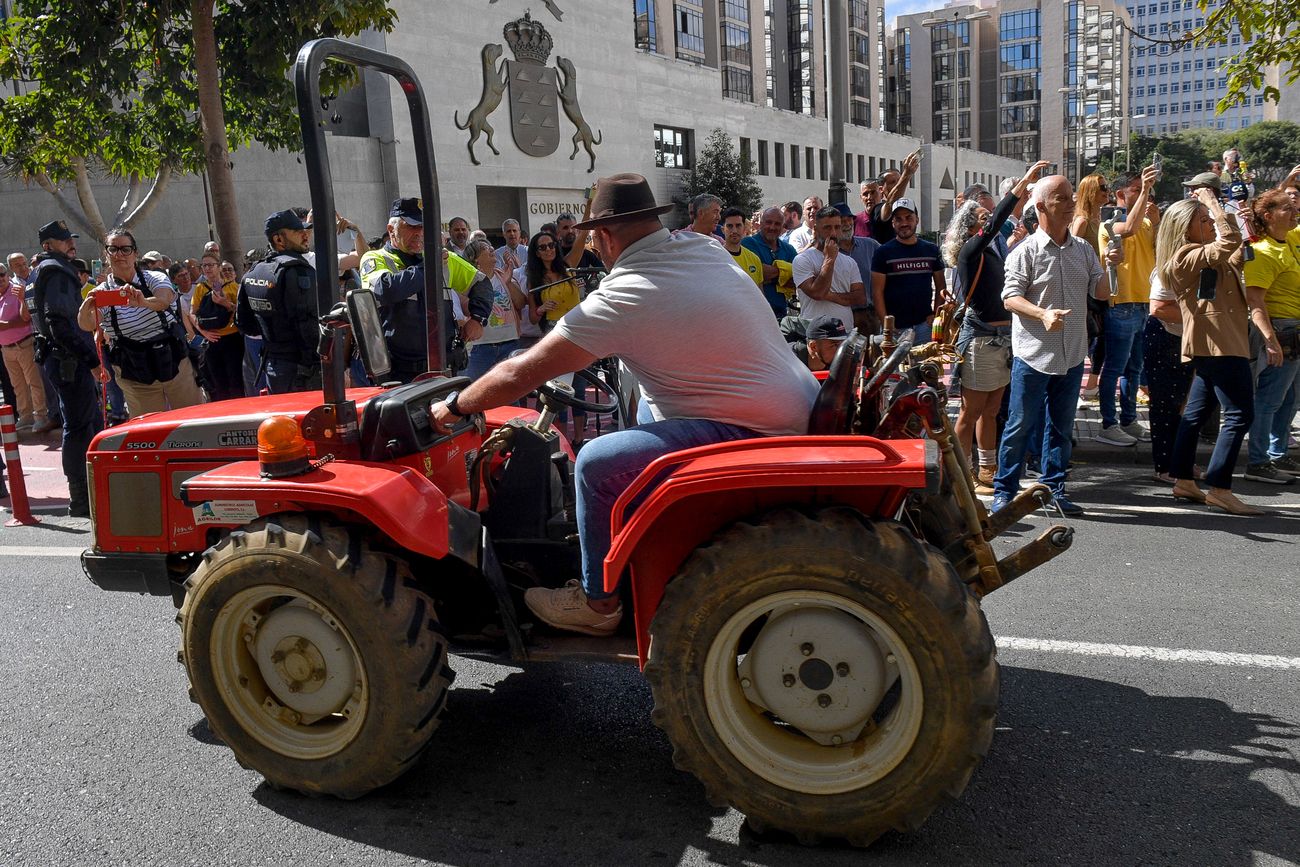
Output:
[883, 153, 919, 208]
[431, 330, 598, 429]
[1113, 166, 1158, 236]
[871, 271, 887, 320]
[797, 244, 838, 301]
[834, 281, 866, 307]
[563, 198, 596, 269]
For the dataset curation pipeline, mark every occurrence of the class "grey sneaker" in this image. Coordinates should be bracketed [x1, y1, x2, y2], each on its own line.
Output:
[1096, 424, 1138, 447]
[1121, 421, 1151, 442]
[1243, 462, 1295, 485]
[1270, 455, 1300, 475]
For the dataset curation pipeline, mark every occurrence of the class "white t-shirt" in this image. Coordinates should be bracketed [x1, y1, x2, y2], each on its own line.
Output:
[786, 224, 816, 253]
[472, 273, 520, 345]
[792, 247, 862, 333]
[553, 229, 818, 436]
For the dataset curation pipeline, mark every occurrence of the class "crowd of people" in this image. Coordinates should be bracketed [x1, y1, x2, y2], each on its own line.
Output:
[2, 147, 1298, 523]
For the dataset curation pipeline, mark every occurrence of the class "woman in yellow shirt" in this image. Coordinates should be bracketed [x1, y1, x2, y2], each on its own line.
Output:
[522, 231, 581, 331]
[191, 261, 244, 401]
[1242, 190, 1300, 482]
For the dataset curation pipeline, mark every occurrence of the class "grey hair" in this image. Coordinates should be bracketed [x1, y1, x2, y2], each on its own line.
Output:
[941, 200, 983, 268]
[689, 194, 722, 217]
[501, 218, 520, 232]
[463, 238, 494, 263]
[468, 229, 488, 243]
[998, 177, 1017, 197]
[387, 216, 403, 232]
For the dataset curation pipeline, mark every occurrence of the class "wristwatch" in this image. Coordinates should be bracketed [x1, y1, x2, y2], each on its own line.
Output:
[444, 390, 465, 418]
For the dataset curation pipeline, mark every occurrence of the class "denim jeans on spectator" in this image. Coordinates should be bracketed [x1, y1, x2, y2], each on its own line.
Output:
[994, 358, 1084, 499]
[1099, 302, 1146, 427]
[1246, 330, 1300, 465]
[575, 418, 760, 599]
[1171, 355, 1253, 490]
[464, 339, 520, 382]
[1142, 317, 1194, 475]
[242, 335, 269, 396]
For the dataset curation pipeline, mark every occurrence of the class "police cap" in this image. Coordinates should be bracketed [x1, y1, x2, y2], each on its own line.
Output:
[264, 209, 308, 238]
[37, 220, 78, 242]
[389, 197, 423, 226]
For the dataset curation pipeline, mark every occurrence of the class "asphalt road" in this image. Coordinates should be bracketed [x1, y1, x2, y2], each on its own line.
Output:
[1, 461, 1297, 867]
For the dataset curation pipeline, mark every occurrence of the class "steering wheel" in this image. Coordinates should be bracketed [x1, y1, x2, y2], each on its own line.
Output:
[537, 366, 620, 414]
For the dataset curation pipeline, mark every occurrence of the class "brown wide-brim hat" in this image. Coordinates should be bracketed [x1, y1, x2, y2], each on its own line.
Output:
[573, 173, 675, 229]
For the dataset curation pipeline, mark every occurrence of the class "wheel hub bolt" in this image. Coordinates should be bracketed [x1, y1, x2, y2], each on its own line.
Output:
[886, 654, 897, 665]
[831, 735, 843, 745]
[800, 642, 814, 656]
[740, 677, 752, 689]
[836, 662, 850, 677]
[817, 693, 832, 708]
[782, 674, 796, 688]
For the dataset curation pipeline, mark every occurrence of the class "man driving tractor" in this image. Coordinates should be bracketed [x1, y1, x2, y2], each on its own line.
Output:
[432, 173, 819, 635]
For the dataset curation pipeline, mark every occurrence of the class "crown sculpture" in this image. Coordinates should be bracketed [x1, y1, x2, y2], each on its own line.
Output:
[504, 13, 554, 65]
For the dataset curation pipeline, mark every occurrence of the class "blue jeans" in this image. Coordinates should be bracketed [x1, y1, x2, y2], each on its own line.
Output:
[904, 321, 933, 346]
[1172, 356, 1253, 489]
[575, 418, 760, 599]
[464, 339, 519, 382]
[242, 335, 269, 396]
[1247, 354, 1300, 465]
[1099, 302, 1146, 427]
[995, 358, 1084, 498]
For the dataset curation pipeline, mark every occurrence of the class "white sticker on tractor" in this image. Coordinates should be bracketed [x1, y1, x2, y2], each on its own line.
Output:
[193, 500, 260, 524]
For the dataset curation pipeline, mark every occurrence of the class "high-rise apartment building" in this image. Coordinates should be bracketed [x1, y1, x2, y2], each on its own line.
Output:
[1125, 0, 1274, 135]
[888, 0, 1129, 186]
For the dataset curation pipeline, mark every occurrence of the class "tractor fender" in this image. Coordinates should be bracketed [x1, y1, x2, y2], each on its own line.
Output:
[180, 459, 479, 566]
[602, 436, 941, 666]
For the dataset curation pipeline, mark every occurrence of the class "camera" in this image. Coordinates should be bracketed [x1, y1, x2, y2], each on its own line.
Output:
[93, 287, 130, 307]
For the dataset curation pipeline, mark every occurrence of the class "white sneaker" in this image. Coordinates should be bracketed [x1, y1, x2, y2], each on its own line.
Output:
[1121, 421, 1151, 442]
[1096, 424, 1138, 447]
[524, 580, 622, 637]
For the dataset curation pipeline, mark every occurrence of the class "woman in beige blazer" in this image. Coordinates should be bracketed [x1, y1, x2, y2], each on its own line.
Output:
[1155, 189, 1260, 515]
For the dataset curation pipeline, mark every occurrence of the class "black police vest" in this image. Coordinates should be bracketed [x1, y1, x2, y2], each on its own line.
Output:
[240, 253, 315, 362]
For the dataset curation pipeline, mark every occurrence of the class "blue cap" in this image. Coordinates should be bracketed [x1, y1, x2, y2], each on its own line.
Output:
[831, 202, 854, 218]
[389, 197, 423, 226]
[264, 209, 307, 237]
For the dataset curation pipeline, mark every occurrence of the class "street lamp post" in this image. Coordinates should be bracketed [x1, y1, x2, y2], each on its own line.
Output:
[922, 8, 989, 218]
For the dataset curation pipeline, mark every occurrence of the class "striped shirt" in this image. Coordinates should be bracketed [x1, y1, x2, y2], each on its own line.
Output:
[97, 269, 178, 344]
[1002, 230, 1101, 376]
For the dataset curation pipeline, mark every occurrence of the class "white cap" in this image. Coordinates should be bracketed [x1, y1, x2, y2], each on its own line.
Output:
[891, 197, 918, 215]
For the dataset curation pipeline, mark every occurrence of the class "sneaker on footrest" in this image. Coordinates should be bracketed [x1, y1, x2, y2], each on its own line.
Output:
[524, 580, 622, 637]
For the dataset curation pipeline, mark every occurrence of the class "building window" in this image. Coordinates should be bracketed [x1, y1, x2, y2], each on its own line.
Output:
[674, 1, 706, 62]
[858, 155, 866, 180]
[819, 149, 828, 181]
[722, 66, 753, 101]
[774, 141, 785, 177]
[654, 124, 693, 169]
[757, 139, 768, 175]
[787, 0, 815, 115]
[633, 0, 657, 52]
[721, 22, 751, 65]
[806, 146, 814, 180]
[791, 143, 800, 179]
[721, 0, 749, 23]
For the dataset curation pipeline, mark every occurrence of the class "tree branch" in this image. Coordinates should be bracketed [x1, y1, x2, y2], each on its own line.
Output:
[71, 156, 108, 243]
[32, 172, 101, 239]
[112, 172, 142, 227]
[123, 164, 173, 228]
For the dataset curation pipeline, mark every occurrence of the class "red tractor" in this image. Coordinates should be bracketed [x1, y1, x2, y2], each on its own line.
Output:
[80, 40, 1073, 846]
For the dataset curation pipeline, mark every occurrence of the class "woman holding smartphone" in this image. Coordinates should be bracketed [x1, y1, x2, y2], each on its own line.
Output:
[1156, 189, 1259, 514]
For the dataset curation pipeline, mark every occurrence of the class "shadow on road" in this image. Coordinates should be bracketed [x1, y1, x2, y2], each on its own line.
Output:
[245, 661, 1299, 865]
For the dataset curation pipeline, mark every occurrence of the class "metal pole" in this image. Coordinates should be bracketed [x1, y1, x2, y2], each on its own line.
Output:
[825, 0, 848, 205]
[951, 10, 958, 209]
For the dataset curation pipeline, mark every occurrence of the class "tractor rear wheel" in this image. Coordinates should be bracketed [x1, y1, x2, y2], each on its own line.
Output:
[645, 508, 997, 846]
[178, 514, 454, 798]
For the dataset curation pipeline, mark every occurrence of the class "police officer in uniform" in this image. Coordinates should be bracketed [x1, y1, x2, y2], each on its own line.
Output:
[360, 198, 494, 383]
[29, 220, 101, 517]
[236, 210, 321, 393]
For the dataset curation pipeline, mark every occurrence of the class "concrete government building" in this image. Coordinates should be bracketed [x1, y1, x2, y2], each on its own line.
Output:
[0, 0, 1028, 257]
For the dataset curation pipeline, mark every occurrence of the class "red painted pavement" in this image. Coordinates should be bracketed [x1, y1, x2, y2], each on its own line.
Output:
[1, 427, 70, 515]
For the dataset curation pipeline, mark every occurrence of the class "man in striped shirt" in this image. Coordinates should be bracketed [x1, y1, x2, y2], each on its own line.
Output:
[993, 175, 1113, 517]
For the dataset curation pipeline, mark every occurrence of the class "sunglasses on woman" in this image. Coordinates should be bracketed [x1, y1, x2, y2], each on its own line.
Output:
[536, 243, 556, 250]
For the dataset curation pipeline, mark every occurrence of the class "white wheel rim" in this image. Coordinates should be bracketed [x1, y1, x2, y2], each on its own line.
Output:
[703, 589, 924, 795]
[209, 584, 368, 760]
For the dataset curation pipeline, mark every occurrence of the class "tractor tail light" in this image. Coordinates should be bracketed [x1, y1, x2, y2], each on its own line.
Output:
[257, 416, 311, 479]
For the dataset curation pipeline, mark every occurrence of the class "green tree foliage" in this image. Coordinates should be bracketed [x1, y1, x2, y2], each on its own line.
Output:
[680, 128, 764, 216]
[1093, 122, 1300, 201]
[1191, 0, 1294, 113]
[0, 0, 395, 251]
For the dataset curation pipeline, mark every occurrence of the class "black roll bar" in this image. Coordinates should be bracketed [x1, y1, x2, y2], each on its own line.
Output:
[293, 38, 447, 375]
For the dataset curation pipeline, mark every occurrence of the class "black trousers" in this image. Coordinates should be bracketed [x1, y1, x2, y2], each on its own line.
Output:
[1142, 317, 1194, 474]
[41, 355, 103, 502]
[200, 332, 245, 401]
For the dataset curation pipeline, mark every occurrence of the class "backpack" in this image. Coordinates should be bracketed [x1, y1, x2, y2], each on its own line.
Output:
[195, 283, 234, 331]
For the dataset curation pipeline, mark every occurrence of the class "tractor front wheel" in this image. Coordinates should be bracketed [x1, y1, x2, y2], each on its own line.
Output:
[178, 515, 454, 798]
[645, 508, 997, 846]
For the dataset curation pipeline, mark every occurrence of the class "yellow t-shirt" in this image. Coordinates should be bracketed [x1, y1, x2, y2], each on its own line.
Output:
[191, 280, 240, 336]
[728, 245, 764, 288]
[1099, 217, 1156, 305]
[1246, 233, 1300, 320]
[537, 276, 580, 323]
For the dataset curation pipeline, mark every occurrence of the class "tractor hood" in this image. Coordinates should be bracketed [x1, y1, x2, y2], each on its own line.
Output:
[89, 389, 387, 454]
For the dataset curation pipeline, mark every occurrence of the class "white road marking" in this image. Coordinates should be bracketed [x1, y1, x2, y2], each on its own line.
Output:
[0, 546, 85, 558]
[997, 636, 1300, 670]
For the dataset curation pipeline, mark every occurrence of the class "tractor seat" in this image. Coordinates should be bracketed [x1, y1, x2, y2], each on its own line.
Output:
[807, 330, 867, 435]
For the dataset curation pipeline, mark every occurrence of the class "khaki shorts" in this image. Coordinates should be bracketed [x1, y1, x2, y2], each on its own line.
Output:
[959, 336, 1012, 392]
